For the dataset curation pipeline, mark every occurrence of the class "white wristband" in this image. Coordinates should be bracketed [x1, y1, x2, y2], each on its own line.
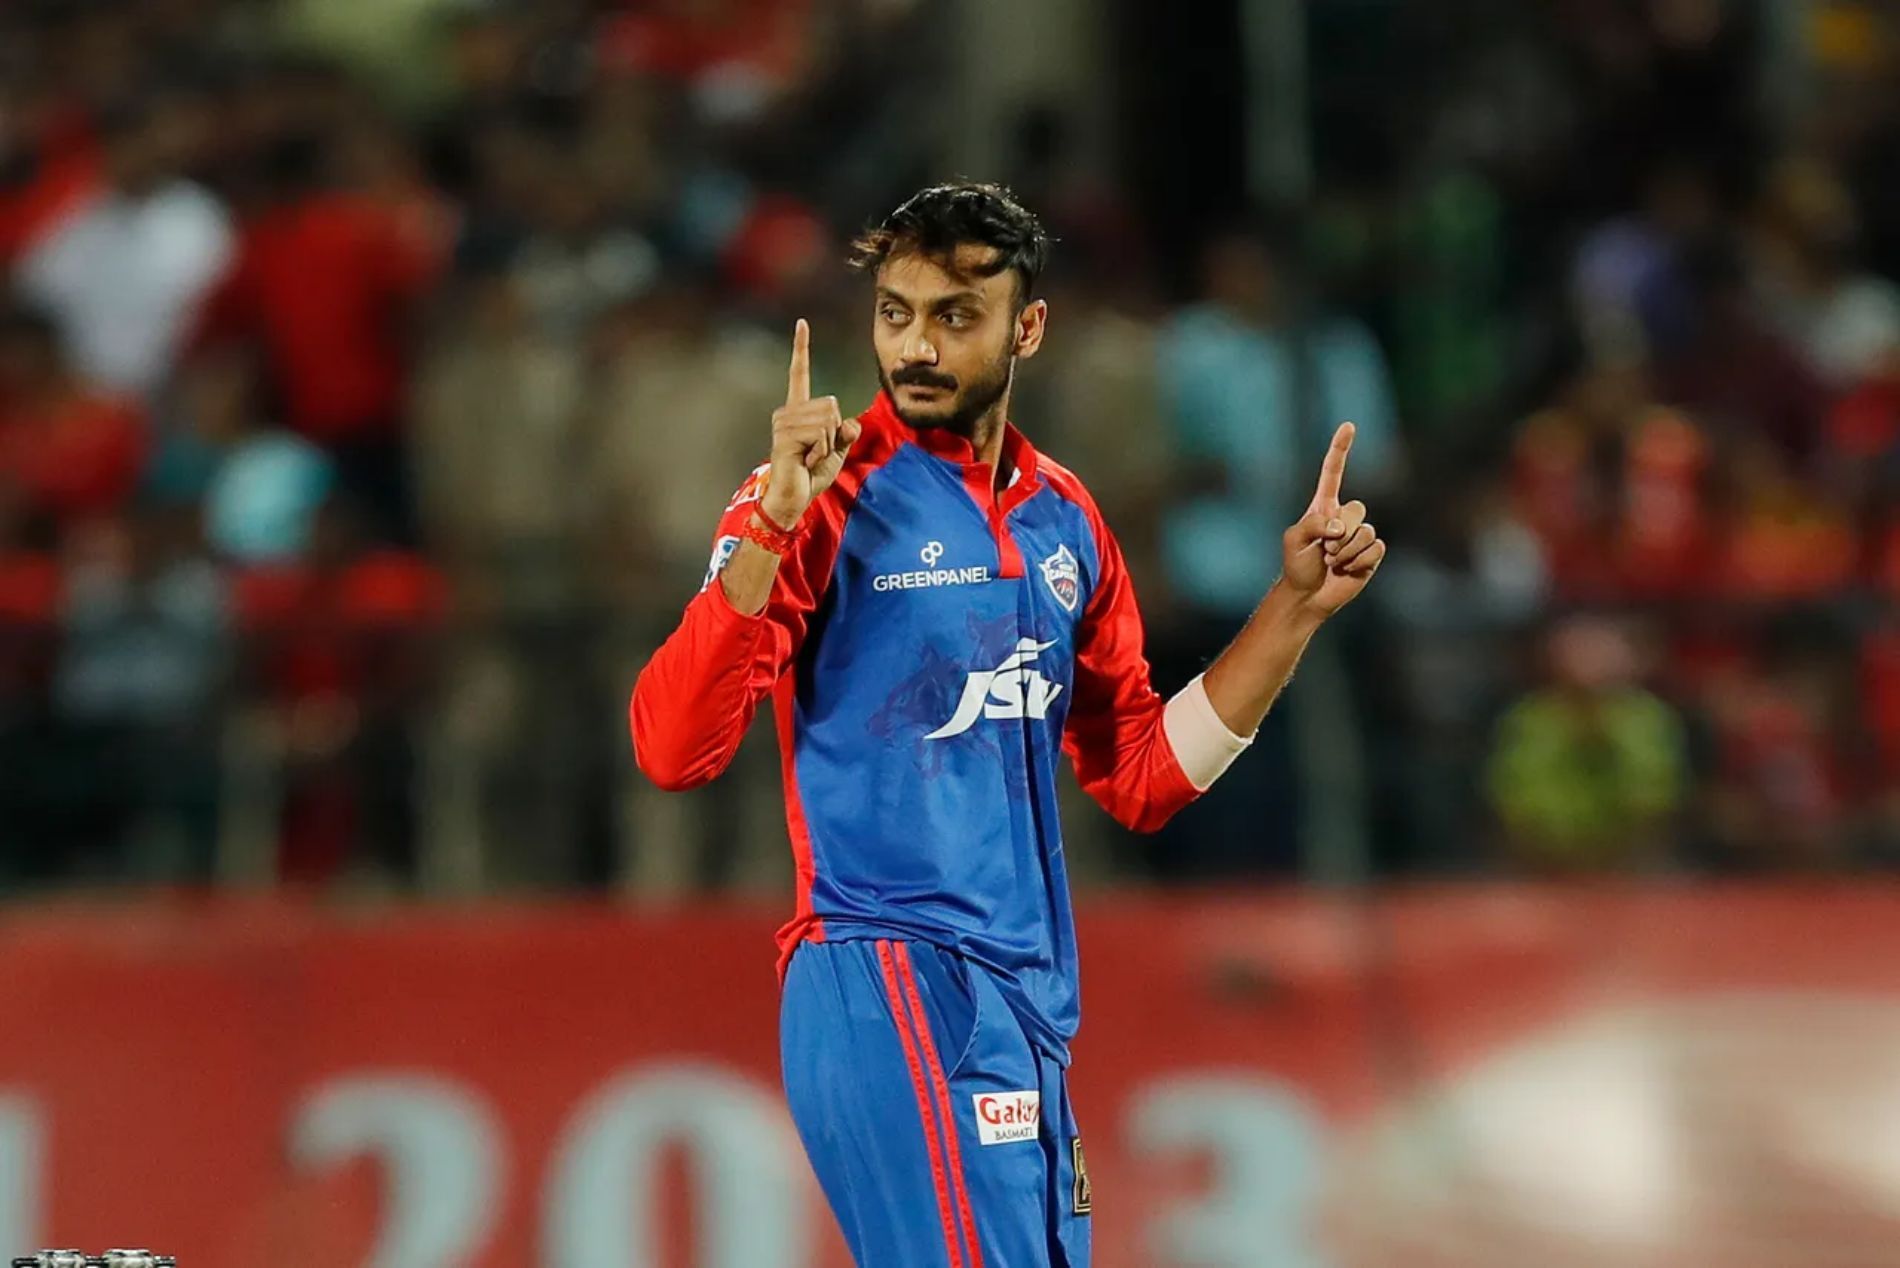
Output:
[1163, 673, 1254, 791]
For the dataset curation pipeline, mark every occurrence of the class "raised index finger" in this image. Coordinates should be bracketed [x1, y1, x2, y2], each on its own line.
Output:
[787, 318, 811, 405]
[1312, 421, 1356, 509]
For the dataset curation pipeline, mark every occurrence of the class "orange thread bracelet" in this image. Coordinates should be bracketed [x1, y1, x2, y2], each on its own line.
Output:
[742, 511, 803, 556]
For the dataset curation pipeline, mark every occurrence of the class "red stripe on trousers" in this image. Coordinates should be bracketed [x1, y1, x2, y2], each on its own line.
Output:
[876, 940, 966, 1268]
[895, 943, 987, 1268]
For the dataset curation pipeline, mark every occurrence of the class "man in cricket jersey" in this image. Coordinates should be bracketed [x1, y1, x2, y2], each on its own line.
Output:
[632, 182, 1385, 1266]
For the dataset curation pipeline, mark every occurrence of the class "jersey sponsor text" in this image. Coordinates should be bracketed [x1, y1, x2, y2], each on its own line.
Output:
[927, 639, 1063, 739]
[973, 1090, 1042, 1145]
[872, 565, 993, 593]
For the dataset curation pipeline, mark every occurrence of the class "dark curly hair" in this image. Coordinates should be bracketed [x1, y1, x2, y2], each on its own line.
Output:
[849, 182, 1051, 306]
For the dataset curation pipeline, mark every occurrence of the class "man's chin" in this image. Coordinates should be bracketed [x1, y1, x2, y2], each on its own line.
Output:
[889, 396, 963, 429]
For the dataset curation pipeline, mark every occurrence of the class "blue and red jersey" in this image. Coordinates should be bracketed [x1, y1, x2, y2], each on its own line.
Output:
[631, 392, 1203, 1062]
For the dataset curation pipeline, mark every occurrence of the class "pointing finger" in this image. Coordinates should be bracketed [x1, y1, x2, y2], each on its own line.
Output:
[1311, 421, 1356, 510]
[787, 318, 811, 405]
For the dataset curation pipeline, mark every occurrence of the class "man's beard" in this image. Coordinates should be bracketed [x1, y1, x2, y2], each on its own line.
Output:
[881, 352, 1014, 437]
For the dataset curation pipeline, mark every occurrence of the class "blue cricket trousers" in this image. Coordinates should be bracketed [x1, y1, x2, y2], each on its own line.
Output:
[781, 938, 1092, 1267]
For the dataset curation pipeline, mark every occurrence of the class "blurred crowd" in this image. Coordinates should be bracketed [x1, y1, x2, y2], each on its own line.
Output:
[1356, 0, 1900, 877]
[0, 0, 1892, 896]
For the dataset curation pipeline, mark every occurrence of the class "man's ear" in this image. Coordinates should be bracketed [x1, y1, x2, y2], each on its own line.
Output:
[1015, 298, 1048, 361]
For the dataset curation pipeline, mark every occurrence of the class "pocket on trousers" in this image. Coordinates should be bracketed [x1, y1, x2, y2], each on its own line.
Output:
[941, 953, 993, 1082]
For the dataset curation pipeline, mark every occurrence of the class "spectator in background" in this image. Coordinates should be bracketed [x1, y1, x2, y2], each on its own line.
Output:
[1703, 629, 1856, 871]
[1714, 436, 1858, 602]
[195, 123, 441, 544]
[1653, 240, 1827, 459]
[1750, 156, 1900, 391]
[46, 505, 228, 882]
[1377, 488, 1547, 869]
[16, 83, 232, 399]
[1386, 167, 1512, 434]
[231, 496, 445, 888]
[150, 350, 336, 565]
[411, 262, 592, 888]
[1824, 360, 1900, 513]
[1158, 219, 1400, 626]
[413, 265, 587, 604]
[1571, 160, 1720, 363]
[450, 103, 661, 336]
[582, 282, 785, 602]
[1486, 615, 1688, 874]
[505, 140, 660, 341]
[0, 305, 146, 542]
[1507, 351, 1717, 603]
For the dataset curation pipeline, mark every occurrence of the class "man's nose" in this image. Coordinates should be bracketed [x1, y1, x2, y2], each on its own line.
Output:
[900, 328, 939, 364]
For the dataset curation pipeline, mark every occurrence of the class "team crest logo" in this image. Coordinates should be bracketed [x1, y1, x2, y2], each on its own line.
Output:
[1039, 545, 1080, 612]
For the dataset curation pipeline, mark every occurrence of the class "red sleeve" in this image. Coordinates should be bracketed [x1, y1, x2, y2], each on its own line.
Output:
[1048, 467, 1199, 833]
[629, 464, 847, 791]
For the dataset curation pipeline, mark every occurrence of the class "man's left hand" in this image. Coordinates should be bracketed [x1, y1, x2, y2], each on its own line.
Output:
[1280, 422, 1385, 616]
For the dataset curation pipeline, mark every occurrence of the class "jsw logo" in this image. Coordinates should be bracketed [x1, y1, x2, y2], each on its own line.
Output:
[926, 639, 1063, 740]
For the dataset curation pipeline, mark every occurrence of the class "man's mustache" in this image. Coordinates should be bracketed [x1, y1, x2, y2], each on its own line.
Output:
[891, 367, 958, 391]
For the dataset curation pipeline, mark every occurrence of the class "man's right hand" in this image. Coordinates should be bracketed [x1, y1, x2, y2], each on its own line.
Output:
[761, 319, 862, 531]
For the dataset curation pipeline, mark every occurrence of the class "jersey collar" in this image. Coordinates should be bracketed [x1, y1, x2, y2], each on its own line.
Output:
[863, 391, 1042, 492]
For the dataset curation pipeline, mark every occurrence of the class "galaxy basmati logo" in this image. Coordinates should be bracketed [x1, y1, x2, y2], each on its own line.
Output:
[973, 1090, 1040, 1145]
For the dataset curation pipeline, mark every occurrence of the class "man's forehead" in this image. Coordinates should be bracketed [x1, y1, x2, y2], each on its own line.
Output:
[876, 245, 1012, 303]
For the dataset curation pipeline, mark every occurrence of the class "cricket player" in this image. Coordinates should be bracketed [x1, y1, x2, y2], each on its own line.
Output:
[631, 183, 1384, 1267]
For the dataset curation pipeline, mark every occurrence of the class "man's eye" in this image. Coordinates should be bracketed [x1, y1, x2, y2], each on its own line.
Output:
[941, 312, 970, 328]
[880, 307, 910, 324]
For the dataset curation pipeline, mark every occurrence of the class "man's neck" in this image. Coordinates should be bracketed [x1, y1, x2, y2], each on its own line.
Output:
[969, 389, 1012, 481]
[970, 417, 1005, 470]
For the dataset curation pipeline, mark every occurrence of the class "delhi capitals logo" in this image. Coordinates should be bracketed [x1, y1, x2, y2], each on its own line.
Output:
[1040, 545, 1080, 613]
